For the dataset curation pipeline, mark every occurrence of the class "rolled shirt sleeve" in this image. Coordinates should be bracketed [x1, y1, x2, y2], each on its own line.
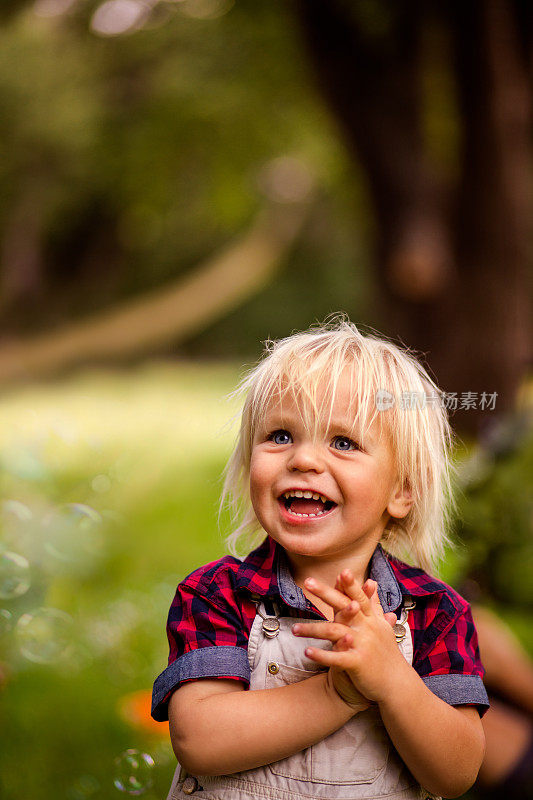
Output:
[151, 574, 251, 722]
[412, 597, 489, 716]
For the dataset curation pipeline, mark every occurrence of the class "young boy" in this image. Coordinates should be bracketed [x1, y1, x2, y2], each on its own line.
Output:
[153, 320, 488, 799]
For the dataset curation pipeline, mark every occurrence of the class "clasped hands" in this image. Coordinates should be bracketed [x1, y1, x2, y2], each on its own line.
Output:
[292, 570, 407, 713]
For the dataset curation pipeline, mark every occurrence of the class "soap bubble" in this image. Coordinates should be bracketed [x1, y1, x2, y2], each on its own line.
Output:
[0, 551, 31, 599]
[113, 749, 154, 794]
[16, 607, 73, 664]
[1, 501, 34, 551]
[2, 499, 33, 524]
[0, 609, 13, 635]
[44, 503, 104, 565]
[1, 446, 47, 481]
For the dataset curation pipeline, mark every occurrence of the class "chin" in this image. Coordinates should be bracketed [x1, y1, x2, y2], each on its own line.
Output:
[278, 532, 333, 556]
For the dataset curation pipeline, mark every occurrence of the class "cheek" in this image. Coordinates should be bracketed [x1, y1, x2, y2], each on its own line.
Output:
[249, 453, 269, 499]
[249, 476, 260, 507]
[344, 469, 393, 510]
[248, 473, 270, 526]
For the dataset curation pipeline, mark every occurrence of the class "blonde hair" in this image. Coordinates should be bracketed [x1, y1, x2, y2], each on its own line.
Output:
[222, 316, 454, 572]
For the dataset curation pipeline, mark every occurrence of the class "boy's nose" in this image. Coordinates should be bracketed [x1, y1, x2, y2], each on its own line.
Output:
[287, 442, 325, 473]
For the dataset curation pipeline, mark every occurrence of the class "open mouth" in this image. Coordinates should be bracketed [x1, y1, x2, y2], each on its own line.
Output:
[279, 489, 337, 518]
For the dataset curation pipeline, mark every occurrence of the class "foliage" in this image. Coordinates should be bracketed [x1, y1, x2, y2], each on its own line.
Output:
[447, 413, 533, 614]
[0, 2, 368, 345]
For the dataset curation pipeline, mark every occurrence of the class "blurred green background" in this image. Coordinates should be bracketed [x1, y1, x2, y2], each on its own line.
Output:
[0, 1, 532, 798]
[0, 365, 531, 798]
[0, 364, 243, 797]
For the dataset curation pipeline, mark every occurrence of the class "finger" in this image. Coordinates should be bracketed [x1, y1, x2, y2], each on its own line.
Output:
[364, 582, 396, 629]
[339, 570, 373, 616]
[361, 580, 396, 627]
[363, 579, 385, 616]
[338, 574, 373, 606]
[333, 632, 354, 650]
[304, 646, 359, 670]
[304, 577, 353, 613]
[292, 621, 351, 643]
[335, 600, 361, 625]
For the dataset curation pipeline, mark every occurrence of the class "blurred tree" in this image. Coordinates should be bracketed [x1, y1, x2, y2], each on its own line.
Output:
[293, 0, 532, 431]
[0, 0, 32, 23]
[1, 0, 530, 436]
[0, 1, 354, 346]
[0, 200, 310, 381]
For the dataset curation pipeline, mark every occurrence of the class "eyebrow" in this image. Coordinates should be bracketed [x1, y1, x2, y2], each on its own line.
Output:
[328, 418, 377, 445]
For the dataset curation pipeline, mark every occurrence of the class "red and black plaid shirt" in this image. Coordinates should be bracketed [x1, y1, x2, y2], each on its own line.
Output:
[152, 536, 488, 721]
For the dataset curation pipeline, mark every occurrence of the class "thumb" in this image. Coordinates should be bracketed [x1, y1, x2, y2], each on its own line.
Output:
[363, 580, 397, 628]
[362, 579, 385, 615]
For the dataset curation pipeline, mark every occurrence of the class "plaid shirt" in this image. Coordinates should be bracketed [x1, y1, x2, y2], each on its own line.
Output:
[152, 537, 488, 721]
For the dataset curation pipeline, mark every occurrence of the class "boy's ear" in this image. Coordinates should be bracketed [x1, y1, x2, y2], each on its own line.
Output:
[387, 481, 413, 519]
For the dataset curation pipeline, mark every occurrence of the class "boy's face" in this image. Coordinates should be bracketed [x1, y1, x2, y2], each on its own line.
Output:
[249, 372, 411, 566]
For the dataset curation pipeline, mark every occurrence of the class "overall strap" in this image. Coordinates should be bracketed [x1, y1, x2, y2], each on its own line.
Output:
[253, 596, 281, 638]
[263, 598, 277, 617]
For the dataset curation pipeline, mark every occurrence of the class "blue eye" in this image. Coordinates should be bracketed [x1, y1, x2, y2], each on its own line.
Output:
[269, 430, 292, 445]
[331, 435, 357, 451]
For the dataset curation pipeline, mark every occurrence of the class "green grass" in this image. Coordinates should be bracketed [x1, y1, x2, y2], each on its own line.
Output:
[0, 361, 241, 799]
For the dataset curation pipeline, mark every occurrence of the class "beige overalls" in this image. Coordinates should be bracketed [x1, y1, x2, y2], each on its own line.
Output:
[166, 597, 440, 800]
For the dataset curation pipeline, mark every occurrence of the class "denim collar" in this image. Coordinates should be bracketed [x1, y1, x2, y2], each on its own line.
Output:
[235, 536, 403, 614]
[276, 542, 403, 613]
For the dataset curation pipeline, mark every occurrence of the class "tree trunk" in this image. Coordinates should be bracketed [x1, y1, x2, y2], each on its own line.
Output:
[0, 182, 47, 321]
[293, 0, 531, 433]
[445, 0, 531, 425]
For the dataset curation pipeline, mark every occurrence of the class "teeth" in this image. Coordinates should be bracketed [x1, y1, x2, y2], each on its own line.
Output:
[289, 510, 327, 517]
[283, 490, 330, 503]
